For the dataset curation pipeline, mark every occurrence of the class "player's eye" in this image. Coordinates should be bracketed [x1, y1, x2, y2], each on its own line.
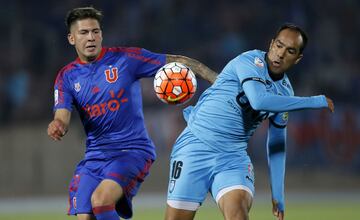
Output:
[93, 29, 101, 34]
[288, 49, 296, 55]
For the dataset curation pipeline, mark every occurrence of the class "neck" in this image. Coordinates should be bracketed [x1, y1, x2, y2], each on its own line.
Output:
[265, 53, 284, 81]
[77, 47, 105, 64]
[85, 56, 97, 63]
[269, 71, 284, 81]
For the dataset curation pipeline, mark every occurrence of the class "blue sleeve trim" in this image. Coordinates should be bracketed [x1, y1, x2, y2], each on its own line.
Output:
[269, 118, 287, 129]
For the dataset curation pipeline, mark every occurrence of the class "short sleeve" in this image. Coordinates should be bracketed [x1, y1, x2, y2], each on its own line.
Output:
[53, 69, 74, 112]
[131, 48, 166, 78]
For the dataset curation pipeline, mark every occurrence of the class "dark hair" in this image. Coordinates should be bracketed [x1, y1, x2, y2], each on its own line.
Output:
[274, 23, 308, 54]
[65, 6, 103, 32]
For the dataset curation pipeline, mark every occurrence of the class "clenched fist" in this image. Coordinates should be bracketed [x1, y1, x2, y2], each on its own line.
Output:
[47, 119, 68, 141]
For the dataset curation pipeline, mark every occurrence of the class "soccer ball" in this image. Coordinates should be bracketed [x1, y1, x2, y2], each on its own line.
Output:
[154, 62, 197, 105]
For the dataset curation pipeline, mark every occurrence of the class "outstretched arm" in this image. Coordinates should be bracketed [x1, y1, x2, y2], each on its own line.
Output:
[166, 54, 217, 84]
[267, 117, 287, 220]
[47, 109, 71, 141]
[243, 80, 334, 113]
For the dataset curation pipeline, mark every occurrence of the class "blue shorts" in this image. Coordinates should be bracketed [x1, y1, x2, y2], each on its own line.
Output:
[167, 128, 255, 206]
[67, 150, 153, 219]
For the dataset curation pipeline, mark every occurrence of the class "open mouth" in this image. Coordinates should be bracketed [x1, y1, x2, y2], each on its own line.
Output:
[273, 60, 281, 67]
[86, 45, 96, 50]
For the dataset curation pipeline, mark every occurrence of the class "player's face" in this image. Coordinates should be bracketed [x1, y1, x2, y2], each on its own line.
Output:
[267, 29, 303, 75]
[68, 18, 103, 63]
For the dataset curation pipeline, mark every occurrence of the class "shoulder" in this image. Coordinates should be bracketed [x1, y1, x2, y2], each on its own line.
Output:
[107, 46, 163, 63]
[55, 61, 78, 82]
[237, 49, 265, 61]
[231, 50, 266, 69]
[106, 46, 163, 57]
[107, 46, 142, 55]
[226, 50, 266, 78]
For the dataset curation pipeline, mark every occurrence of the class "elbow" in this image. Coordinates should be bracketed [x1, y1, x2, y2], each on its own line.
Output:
[249, 98, 264, 111]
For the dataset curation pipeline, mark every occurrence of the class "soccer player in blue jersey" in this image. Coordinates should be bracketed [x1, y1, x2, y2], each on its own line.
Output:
[165, 24, 334, 220]
[47, 7, 217, 220]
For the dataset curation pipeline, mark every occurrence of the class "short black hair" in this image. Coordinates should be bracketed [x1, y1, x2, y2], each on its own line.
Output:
[65, 6, 103, 32]
[274, 23, 308, 54]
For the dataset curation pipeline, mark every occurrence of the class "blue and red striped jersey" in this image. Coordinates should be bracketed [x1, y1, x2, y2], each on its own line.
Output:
[53, 47, 166, 160]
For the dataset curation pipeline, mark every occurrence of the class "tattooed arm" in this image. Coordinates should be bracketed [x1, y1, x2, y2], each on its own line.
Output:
[166, 54, 217, 84]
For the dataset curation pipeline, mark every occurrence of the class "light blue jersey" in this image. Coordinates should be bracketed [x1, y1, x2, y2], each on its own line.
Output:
[167, 50, 328, 211]
[182, 49, 326, 154]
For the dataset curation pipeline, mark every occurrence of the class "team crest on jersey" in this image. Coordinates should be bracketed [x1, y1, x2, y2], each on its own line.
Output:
[74, 82, 81, 92]
[104, 67, 119, 83]
[254, 57, 264, 68]
[282, 112, 289, 122]
[169, 180, 176, 193]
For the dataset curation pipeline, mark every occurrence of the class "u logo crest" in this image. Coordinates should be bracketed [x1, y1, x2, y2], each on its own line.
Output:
[104, 67, 119, 83]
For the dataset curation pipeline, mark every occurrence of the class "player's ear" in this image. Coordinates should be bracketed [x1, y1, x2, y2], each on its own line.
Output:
[294, 53, 303, 64]
[68, 33, 75, 45]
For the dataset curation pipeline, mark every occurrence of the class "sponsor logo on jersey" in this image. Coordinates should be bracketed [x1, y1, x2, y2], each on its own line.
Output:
[54, 89, 59, 105]
[82, 89, 128, 118]
[74, 82, 81, 92]
[254, 57, 264, 68]
[104, 67, 119, 83]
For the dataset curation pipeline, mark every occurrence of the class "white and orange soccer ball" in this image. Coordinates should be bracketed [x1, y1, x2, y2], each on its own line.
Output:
[154, 62, 197, 105]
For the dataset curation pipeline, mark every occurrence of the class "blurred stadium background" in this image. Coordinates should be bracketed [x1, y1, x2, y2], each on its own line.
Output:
[0, 0, 359, 219]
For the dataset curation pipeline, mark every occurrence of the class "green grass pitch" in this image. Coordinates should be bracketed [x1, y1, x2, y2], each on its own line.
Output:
[0, 200, 359, 220]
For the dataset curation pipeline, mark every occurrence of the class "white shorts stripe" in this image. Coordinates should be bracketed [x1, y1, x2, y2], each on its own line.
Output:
[215, 185, 254, 204]
[167, 200, 200, 211]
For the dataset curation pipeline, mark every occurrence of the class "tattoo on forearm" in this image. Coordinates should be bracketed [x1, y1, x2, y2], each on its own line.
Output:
[166, 55, 217, 84]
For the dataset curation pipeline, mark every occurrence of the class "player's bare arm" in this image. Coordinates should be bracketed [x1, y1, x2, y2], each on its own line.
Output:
[47, 109, 71, 141]
[166, 54, 217, 84]
[326, 97, 335, 113]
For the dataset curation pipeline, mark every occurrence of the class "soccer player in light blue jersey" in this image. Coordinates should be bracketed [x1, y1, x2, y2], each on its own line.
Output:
[47, 7, 217, 220]
[165, 24, 334, 220]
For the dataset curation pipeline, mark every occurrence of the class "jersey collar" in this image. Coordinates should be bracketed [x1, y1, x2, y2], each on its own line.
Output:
[76, 47, 107, 65]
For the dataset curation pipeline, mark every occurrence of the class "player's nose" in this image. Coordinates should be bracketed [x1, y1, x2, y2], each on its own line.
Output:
[87, 32, 95, 40]
[277, 48, 286, 59]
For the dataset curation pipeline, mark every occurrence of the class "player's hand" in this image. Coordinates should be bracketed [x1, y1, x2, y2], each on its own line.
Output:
[47, 119, 67, 141]
[272, 199, 284, 220]
[326, 97, 334, 113]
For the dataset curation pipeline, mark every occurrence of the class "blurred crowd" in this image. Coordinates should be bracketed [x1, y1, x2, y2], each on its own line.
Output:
[0, 0, 359, 169]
